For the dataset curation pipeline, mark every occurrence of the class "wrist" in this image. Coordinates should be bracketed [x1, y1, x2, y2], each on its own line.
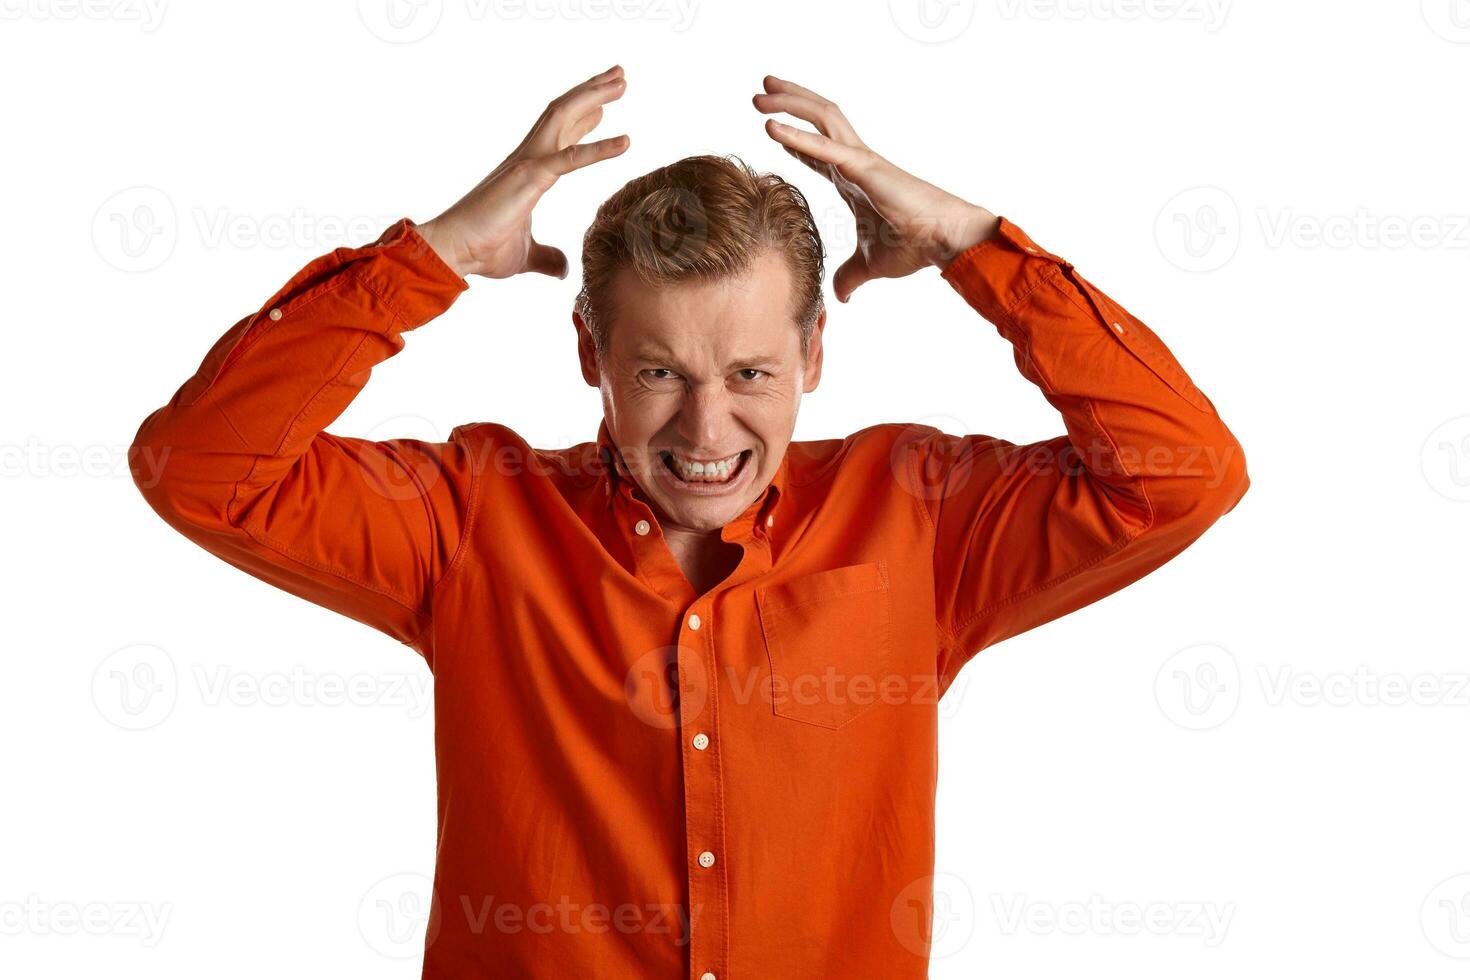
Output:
[928, 207, 1000, 269]
[414, 217, 471, 279]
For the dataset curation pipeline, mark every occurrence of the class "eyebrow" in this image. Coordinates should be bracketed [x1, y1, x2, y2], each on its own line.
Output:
[629, 347, 784, 370]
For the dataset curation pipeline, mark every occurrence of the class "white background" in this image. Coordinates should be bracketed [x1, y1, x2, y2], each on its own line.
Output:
[3, 0, 1469, 977]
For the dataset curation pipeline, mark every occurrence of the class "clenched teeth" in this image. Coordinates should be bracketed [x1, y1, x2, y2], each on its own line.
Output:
[663, 450, 745, 483]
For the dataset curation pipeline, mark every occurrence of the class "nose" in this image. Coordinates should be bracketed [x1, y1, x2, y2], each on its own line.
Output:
[675, 382, 734, 453]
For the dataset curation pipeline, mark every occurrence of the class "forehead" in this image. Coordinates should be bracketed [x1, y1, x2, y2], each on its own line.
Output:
[607, 249, 801, 365]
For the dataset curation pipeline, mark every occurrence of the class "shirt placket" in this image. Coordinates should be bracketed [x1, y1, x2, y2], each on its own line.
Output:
[603, 451, 780, 980]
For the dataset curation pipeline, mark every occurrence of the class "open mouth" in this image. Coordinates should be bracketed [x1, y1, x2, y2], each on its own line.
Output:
[658, 449, 752, 486]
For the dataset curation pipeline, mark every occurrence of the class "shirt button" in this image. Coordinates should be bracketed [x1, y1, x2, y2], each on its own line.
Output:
[692, 733, 709, 751]
[697, 850, 716, 868]
[1112, 321, 1126, 334]
[701, 973, 717, 980]
[267, 307, 283, 321]
[634, 519, 650, 535]
[765, 514, 774, 528]
[687, 613, 701, 631]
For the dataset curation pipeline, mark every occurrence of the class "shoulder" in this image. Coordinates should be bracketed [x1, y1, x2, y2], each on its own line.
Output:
[448, 422, 603, 491]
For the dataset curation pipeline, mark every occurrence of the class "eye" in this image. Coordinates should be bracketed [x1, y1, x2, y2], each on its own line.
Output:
[641, 368, 680, 382]
[736, 369, 767, 382]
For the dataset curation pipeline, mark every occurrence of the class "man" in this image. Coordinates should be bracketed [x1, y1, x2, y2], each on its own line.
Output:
[130, 65, 1247, 979]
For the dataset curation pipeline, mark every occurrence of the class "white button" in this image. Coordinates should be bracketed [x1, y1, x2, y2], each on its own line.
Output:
[765, 514, 774, 528]
[687, 613, 701, 631]
[701, 973, 716, 980]
[692, 733, 709, 751]
[267, 308, 282, 321]
[1112, 321, 1126, 334]
[634, 519, 650, 535]
[697, 850, 716, 868]
[1024, 246, 1038, 253]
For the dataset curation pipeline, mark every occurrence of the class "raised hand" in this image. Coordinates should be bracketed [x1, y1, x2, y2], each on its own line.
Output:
[753, 75, 999, 302]
[416, 65, 631, 280]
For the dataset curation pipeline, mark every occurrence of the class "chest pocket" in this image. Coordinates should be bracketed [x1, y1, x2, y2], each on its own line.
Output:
[755, 560, 893, 730]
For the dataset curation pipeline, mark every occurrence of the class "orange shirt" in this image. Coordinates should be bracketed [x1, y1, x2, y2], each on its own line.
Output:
[130, 215, 1247, 979]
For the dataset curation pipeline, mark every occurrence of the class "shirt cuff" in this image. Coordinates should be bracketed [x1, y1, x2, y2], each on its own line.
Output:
[939, 216, 1072, 323]
[349, 217, 469, 330]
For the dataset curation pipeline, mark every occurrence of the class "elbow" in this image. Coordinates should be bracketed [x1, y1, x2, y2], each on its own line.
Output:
[1203, 434, 1249, 518]
[128, 410, 167, 503]
[128, 410, 192, 528]
[1145, 429, 1249, 536]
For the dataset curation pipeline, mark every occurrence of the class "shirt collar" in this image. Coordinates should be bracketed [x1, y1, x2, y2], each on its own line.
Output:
[595, 415, 787, 528]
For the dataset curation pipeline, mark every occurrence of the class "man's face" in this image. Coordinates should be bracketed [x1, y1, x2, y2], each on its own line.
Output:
[575, 249, 824, 536]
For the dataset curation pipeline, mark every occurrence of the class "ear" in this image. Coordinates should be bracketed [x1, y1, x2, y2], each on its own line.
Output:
[802, 304, 826, 393]
[572, 309, 599, 387]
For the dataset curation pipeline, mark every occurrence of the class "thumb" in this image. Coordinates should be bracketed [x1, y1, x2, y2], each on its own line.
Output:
[525, 240, 569, 279]
[833, 249, 871, 303]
